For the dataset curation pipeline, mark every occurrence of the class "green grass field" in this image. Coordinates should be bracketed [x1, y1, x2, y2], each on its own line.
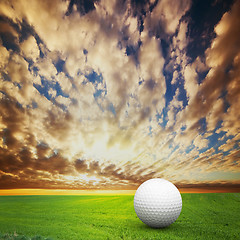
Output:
[0, 193, 240, 240]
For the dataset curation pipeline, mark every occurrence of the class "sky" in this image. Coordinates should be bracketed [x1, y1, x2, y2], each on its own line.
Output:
[0, 0, 240, 192]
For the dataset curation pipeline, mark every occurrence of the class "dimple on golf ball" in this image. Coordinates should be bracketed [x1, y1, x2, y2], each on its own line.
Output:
[134, 178, 182, 228]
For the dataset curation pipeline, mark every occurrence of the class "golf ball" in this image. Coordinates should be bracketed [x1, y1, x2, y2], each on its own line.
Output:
[134, 178, 182, 228]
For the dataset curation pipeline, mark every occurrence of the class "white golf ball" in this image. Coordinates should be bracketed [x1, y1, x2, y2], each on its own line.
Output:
[134, 178, 182, 228]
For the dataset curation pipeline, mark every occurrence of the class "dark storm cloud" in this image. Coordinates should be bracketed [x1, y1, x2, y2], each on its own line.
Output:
[0, 14, 39, 50]
[74, 159, 88, 173]
[186, 0, 234, 61]
[66, 0, 97, 16]
[0, 97, 27, 148]
[0, 143, 74, 189]
[100, 160, 170, 186]
[0, 20, 19, 52]
[0, 169, 69, 189]
[35, 153, 73, 175]
[36, 143, 50, 159]
[1, 128, 18, 149]
[43, 109, 73, 140]
[0, 142, 71, 174]
[145, 79, 156, 91]
[129, 0, 149, 33]
[0, 30, 19, 52]
[145, 0, 191, 39]
[0, 147, 23, 173]
[179, 0, 240, 135]
[0, 96, 73, 186]
[74, 159, 161, 187]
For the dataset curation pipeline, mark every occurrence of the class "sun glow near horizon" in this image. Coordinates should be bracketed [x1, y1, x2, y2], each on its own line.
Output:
[0, 185, 239, 196]
[0, 189, 136, 196]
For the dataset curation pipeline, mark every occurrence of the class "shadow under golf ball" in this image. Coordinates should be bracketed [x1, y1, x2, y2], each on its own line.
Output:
[134, 220, 183, 231]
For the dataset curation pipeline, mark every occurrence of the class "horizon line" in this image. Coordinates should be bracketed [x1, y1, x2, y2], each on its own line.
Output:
[0, 188, 239, 195]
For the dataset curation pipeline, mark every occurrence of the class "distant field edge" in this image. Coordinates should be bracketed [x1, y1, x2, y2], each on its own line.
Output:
[0, 188, 240, 195]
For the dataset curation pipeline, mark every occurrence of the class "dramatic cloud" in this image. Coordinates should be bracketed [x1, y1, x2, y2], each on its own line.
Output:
[0, 0, 239, 191]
